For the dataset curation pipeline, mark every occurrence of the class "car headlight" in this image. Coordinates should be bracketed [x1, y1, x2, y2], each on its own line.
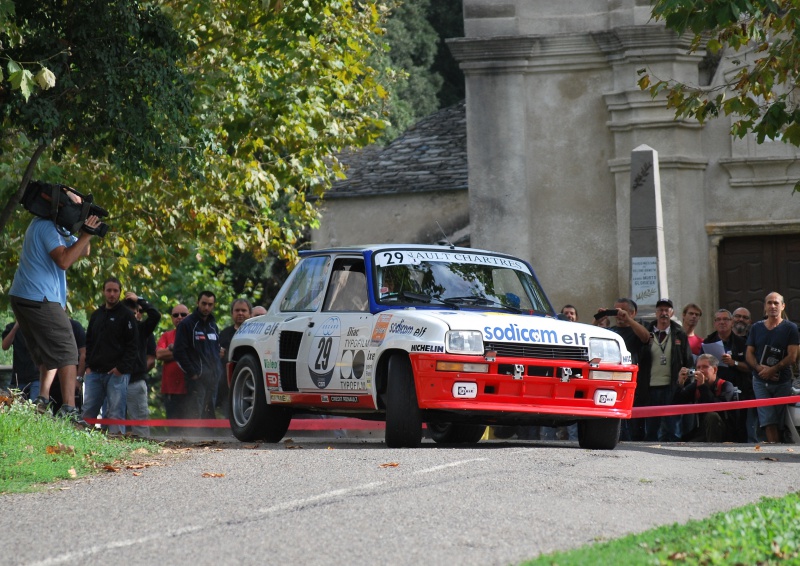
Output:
[589, 338, 622, 364]
[445, 330, 484, 355]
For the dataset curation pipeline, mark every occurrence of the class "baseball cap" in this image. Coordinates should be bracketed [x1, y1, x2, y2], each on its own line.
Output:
[656, 298, 673, 309]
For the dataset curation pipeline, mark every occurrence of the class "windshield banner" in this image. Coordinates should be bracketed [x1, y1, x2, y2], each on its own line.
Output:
[374, 250, 531, 275]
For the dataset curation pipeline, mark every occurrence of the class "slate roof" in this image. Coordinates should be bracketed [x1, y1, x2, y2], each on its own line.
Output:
[327, 101, 467, 198]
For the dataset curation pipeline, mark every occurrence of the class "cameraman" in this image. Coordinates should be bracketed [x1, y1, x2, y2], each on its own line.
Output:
[8, 188, 101, 425]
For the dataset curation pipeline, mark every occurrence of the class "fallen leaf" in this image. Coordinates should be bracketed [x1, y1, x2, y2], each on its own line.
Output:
[762, 457, 779, 462]
[380, 462, 400, 468]
[132, 472, 142, 477]
[201, 472, 225, 478]
[668, 552, 686, 560]
[327, 446, 334, 450]
[103, 465, 121, 472]
[67, 468, 77, 478]
[131, 448, 149, 455]
[244, 444, 260, 449]
[283, 438, 294, 443]
[127, 464, 146, 470]
[46, 442, 75, 455]
[286, 445, 304, 449]
[755, 445, 762, 451]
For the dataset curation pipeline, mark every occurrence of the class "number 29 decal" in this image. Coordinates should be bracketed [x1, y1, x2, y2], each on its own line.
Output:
[308, 317, 341, 389]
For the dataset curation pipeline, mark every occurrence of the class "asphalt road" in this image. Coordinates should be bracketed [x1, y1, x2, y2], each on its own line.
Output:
[2, 438, 799, 566]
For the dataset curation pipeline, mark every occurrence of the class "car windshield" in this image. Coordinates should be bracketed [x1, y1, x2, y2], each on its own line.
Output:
[373, 249, 552, 314]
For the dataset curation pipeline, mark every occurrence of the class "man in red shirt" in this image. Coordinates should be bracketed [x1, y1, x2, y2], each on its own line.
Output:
[157, 304, 190, 419]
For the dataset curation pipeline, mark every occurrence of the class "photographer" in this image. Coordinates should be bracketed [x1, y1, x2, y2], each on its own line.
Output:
[675, 354, 737, 442]
[9, 188, 101, 426]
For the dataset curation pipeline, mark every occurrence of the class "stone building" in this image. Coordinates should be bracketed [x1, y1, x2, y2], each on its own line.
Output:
[315, 1, 800, 332]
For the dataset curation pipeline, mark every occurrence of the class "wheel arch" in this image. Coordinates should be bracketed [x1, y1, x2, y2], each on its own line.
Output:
[375, 348, 411, 410]
[229, 345, 261, 384]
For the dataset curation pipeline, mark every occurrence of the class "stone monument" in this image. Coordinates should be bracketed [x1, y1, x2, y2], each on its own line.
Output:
[629, 144, 668, 317]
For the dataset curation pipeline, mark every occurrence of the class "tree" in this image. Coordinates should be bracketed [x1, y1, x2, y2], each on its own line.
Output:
[640, 1, 800, 166]
[0, 0, 195, 234]
[0, 0, 394, 313]
[428, 0, 465, 107]
[378, 0, 442, 139]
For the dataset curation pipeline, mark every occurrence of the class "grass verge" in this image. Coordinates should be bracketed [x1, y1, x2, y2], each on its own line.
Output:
[0, 393, 160, 494]
[524, 491, 800, 565]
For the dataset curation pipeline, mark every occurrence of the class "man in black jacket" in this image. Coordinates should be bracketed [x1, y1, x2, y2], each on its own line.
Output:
[635, 298, 693, 442]
[173, 290, 223, 419]
[123, 291, 161, 437]
[82, 277, 139, 435]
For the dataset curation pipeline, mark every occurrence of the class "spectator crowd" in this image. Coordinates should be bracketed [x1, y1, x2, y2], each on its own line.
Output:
[3, 282, 265, 439]
[2, 194, 797, 444]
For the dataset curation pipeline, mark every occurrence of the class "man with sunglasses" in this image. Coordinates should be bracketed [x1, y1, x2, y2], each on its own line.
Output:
[156, 304, 190, 419]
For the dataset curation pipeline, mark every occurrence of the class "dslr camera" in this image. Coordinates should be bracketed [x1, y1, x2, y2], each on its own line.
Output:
[21, 181, 109, 238]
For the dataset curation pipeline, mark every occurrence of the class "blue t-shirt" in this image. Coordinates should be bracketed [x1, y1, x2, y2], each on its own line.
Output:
[9, 218, 76, 307]
[746, 319, 800, 383]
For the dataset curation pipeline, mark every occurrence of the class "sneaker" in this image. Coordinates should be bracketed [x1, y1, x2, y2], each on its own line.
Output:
[56, 405, 89, 430]
[33, 396, 51, 415]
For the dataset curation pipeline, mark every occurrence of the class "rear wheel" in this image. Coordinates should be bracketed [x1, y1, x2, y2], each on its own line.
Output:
[428, 422, 486, 444]
[578, 418, 621, 450]
[229, 354, 291, 442]
[385, 355, 422, 448]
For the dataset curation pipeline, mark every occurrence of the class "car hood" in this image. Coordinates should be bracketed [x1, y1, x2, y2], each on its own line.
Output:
[401, 309, 621, 342]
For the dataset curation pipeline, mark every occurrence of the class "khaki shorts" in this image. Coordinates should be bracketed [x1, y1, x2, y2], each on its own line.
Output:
[10, 296, 78, 370]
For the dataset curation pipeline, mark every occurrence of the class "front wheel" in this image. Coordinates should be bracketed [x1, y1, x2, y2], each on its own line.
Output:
[229, 354, 291, 442]
[428, 422, 486, 444]
[385, 355, 423, 448]
[578, 418, 621, 450]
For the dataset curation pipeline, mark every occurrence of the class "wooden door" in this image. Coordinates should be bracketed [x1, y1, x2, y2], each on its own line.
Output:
[718, 235, 800, 322]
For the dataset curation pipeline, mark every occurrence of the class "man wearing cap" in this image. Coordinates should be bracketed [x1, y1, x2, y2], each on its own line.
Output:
[636, 298, 693, 442]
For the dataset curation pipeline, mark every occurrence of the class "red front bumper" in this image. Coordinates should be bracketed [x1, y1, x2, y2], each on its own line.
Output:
[411, 353, 637, 419]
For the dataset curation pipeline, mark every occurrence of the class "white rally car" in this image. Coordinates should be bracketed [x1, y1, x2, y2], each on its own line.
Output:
[226, 245, 638, 449]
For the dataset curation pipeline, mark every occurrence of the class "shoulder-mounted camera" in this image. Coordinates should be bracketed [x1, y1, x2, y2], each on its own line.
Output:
[21, 180, 110, 238]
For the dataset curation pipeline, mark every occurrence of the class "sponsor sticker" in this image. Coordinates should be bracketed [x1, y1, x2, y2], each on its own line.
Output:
[410, 344, 444, 353]
[593, 390, 617, 406]
[370, 313, 392, 346]
[330, 395, 359, 403]
[452, 382, 478, 399]
[270, 393, 292, 403]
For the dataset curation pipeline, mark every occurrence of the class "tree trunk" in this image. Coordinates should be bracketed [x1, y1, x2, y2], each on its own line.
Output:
[0, 143, 48, 236]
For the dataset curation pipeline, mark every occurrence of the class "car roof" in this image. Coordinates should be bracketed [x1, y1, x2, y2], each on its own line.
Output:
[299, 244, 521, 259]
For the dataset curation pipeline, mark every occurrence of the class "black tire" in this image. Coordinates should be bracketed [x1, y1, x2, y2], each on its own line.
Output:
[428, 422, 486, 444]
[229, 354, 291, 442]
[578, 418, 621, 450]
[385, 355, 423, 448]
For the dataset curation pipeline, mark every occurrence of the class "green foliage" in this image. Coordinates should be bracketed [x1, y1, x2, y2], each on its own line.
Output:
[0, 0, 394, 314]
[0, 0, 194, 175]
[0, 396, 158, 494]
[378, 0, 443, 140]
[525, 490, 800, 565]
[641, 2, 800, 192]
[428, 0, 465, 108]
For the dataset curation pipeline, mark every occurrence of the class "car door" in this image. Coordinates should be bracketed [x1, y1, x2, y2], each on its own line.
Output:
[296, 257, 372, 393]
